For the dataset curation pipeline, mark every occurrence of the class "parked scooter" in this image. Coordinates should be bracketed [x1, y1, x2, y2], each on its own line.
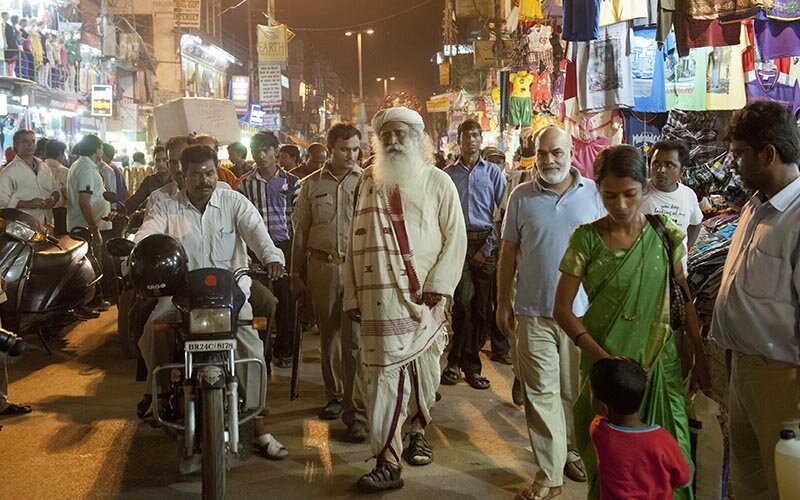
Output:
[0, 209, 101, 352]
[109, 234, 270, 499]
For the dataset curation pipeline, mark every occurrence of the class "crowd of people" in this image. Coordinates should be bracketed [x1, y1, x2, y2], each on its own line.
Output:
[0, 100, 798, 500]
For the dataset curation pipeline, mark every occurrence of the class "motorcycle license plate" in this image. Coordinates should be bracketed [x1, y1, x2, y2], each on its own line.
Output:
[184, 340, 237, 352]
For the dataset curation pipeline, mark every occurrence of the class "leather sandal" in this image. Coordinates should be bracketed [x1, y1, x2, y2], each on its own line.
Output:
[357, 458, 404, 492]
[518, 481, 562, 500]
[403, 433, 433, 466]
[564, 457, 587, 482]
[465, 374, 491, 390]
[440, 366, 460, 385]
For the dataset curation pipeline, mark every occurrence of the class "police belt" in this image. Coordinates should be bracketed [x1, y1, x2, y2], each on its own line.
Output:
[309, 248, 345, 264]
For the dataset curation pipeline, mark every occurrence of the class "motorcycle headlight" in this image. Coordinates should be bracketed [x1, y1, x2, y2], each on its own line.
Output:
[189, 308, 232, 334]
[5, 220, 44, 242]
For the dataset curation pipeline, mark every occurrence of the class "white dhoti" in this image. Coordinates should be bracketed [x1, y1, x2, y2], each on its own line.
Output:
[366, 330, 447, 466]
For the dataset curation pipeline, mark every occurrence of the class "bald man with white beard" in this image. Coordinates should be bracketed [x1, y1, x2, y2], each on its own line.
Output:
[496, 126, 606, 500]
[344, 107, 467, 492]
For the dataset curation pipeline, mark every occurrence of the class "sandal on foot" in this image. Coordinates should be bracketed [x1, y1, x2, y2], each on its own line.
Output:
[564, 457, 587, 482]
[465, 374, 491, 390]
[518, 482, 562, 500]
[440, 366, 460, 385]
[255, 433, 288, 460]
[403, 433, 433, 466]
[0, 403, 32, 416]
[357, 459, 404, 492]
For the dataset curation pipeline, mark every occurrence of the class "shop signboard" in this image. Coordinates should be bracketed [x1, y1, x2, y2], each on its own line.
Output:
[248, 104, 266, 127]
[257, 24, 290, 64]
[231, 75, 250, 114]
[258, 63, 282, 105]
[439, 62, 451, 87]
[152, 0, 173, 17]
[174, 0, 201, 29]
[91, 84, 113, 117]
[426, 94, 450, 113]
[154, 97, 240, 145]
[473, 39, 513, 68]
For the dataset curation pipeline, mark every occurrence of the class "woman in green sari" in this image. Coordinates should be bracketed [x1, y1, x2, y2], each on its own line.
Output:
[553, 145, 709, 500]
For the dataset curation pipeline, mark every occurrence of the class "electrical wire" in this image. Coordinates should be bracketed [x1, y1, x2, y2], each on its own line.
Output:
[286, 0, 437, 31]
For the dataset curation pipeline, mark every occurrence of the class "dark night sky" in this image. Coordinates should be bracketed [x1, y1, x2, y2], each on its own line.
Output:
[273, 0, 444, 101]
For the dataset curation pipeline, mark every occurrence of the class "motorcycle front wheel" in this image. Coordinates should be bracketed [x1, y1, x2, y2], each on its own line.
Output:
[201, 387, 226, 500]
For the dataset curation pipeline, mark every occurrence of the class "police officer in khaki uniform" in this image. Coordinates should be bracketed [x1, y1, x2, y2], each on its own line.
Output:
[291, 123, 368, 442]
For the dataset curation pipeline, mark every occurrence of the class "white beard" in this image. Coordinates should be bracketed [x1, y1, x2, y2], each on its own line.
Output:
[372, 139, 427, 191]
[538, 164, 570, 185]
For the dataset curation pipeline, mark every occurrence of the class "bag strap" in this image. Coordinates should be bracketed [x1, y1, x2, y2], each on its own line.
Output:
[645, 214, 690, 302]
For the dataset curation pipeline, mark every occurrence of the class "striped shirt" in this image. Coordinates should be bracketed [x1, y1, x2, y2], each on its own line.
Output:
[237, 167, 301, 243]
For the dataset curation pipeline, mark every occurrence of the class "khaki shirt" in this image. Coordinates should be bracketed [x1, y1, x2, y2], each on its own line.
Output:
[293, 164, 362, 258]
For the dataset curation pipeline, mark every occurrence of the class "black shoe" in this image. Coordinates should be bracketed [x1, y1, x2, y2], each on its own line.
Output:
[274, 357, 292, 369]
[403, 433, 433, 466]
[435, 391, 442, 402]
[347, 420, 368, 443]
[136, 394, 153, 420]
[512, 377, 524, 406]
[74, 307, 100, 319]
[319, 400, 343, 420]
[357, 459, 404, 492]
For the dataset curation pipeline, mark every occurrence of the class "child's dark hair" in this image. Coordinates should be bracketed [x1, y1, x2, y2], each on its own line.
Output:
[593, 144, 647, 187]
[590, 357, 647, 414]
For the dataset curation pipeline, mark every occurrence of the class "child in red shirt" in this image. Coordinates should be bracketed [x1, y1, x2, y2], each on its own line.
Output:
[589, 357, 691, 500]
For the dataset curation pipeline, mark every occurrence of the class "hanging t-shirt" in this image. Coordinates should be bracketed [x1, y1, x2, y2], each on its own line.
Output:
[754, 13, 800, 59]
[676, 17, 742, 57]
[631, 28, 672, 112]
[519, 0, 545, 20]
[599, 0, 649, 27]
[707, 28, 747, 110]
[745, 69, 800, 116]
[686, 0, 763, 21]
[622, 110, 668, 150]
[563, 0, 601, 41]
[665, 47, 711, 111]
[568, 21, 634, 112]
[765, 0, 800, 20]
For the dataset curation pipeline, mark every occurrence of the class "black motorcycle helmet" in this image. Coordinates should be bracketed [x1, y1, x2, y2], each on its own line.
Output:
[129, 234, 188, 298]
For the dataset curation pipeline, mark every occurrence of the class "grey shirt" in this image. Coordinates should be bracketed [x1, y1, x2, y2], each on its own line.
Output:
[711, 175, 800, 365]
[501, 168, 606, 318]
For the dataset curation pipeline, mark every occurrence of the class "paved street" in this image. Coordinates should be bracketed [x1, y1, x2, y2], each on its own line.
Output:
[0, 309, 587, 500]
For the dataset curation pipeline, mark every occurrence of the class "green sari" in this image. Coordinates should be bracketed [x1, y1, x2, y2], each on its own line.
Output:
[559, 215, 693, 500]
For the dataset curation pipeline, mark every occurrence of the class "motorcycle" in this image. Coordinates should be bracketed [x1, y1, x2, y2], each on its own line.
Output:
[110, 234, 269, 499]
[0, 208, 101, 352]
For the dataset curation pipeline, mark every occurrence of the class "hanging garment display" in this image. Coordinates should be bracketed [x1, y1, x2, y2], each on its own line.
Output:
[631, 27, 672, 112]
[753, 13, 800, 59]
[527, 24, 554, 71]
[745, 68, 800, 115]
[622, 110, 668, 150]
[568, 21, 635, 112]
[676, 17, 742, 57]
[706, 39, 747, 110]
[764, 0, 800, 20]
[509, 70, 535, 126]
[599, 0, 649, 27]
[666, 47, 712, 111]
[519, 0, 545, 20]
[685, 0, 763, 21]
[563, 0, 601, 41]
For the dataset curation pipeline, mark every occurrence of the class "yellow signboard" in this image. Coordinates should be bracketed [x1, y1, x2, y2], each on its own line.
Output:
[439, 62, 451, 87]
[426, 94, 450, 113]
[257, 24, 289, 63]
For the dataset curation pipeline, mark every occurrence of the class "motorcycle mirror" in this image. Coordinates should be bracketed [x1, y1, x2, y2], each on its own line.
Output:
[106, 237, 135, 257]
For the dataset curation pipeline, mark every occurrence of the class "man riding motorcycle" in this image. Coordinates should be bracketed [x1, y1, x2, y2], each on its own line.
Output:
[134, 144, 287, 459]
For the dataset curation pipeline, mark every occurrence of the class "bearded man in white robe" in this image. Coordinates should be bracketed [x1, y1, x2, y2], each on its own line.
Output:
[344, 107, 467, 492]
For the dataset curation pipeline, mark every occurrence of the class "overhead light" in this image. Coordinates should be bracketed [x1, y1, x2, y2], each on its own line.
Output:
[389, 77, 396, 81]
[365, 29, 375, 35]
[376, 77, 382, 81]
[345, 31, 353, 36]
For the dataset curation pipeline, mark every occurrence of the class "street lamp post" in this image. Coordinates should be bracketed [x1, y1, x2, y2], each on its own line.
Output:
[345, 29, 373, 127]
[376, 76, 396, 97]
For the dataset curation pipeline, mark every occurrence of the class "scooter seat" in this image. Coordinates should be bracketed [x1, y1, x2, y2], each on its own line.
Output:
[31, 236, 89, 274]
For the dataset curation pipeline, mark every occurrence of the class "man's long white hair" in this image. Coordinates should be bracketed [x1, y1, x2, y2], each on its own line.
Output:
[371, 124, 435, 190]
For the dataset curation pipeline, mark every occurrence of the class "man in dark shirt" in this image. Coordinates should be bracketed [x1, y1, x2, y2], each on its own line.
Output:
[227, 142, 252, 178]
[125, 145, 170, 211]
[289, 142, 327, 179]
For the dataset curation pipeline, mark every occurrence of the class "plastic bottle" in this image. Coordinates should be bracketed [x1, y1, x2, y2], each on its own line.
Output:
[775, 429, 800, 500]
